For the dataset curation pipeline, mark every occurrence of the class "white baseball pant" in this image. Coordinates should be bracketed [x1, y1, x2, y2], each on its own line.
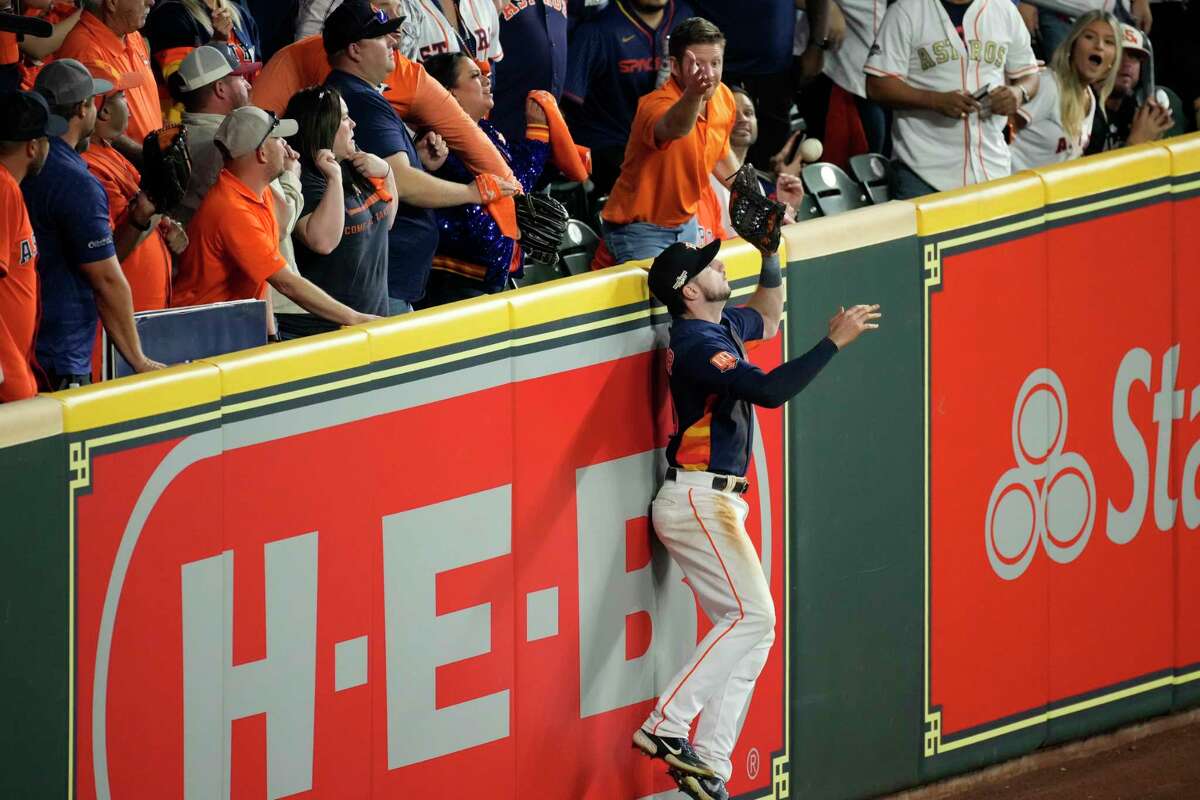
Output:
[643, 476, 776, 782]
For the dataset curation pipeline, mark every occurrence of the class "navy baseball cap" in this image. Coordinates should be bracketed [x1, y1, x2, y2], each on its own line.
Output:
[323, 0, 406, 55]
[648, 239, 722, 315]
[0, 90, 69, 141]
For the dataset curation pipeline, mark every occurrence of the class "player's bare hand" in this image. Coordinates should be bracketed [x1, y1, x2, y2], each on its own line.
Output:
[416, 131, 449, 171]
[988, 85, 1022, 117]
[132, 356, 167, 373]
[932, 90, 982, 119]
[1128, 100, 1173, 144]
[680, 49, 716, 99]
[314, 148, 342, 181]
[775, 172, 804, 210]
[828, 304, 881, 349]
[525, 96, 548, 126]
[349, 150, 390, 179]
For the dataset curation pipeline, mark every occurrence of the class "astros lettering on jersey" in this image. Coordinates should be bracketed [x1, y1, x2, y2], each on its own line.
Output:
[864, 0, 1038, 190]
[396, 0, 504, 62]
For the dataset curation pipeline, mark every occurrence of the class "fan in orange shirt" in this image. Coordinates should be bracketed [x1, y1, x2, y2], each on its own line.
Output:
[0, 91, 64, 403]
[57, 0, 163, 164]
[600, 17, 741, 265]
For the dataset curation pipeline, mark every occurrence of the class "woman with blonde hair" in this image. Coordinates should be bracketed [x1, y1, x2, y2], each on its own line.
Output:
[1010, 10, 1122, 172]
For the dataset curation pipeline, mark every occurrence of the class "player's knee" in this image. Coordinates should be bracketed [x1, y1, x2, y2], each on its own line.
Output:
[742, 599, 776, 642]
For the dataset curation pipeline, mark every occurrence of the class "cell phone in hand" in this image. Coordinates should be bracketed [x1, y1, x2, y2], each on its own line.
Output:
[972, 84, 992, 114]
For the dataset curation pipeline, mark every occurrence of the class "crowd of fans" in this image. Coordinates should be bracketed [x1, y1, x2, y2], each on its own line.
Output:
[0, 0, 1195, 402]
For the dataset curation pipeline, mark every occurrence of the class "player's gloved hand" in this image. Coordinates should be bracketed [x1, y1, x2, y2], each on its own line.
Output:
[828, 304, 882, 350]
[988, 85, 1023, 117]
[931, 90, 982, 119]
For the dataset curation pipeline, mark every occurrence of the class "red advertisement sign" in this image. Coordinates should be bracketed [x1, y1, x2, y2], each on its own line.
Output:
[926, 199, 1200, 748]
[71, 336, 787, 799]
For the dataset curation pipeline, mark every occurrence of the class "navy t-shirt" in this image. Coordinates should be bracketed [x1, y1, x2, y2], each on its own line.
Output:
[564, 0, 691, 151]
[665, 305, 766, 476]
[325, 69, 439, 302]
[282, 166, 391, 337]
[689, 0, 794, 77]
[492, 0, 569, 143]
[146, 0, 261, 65]
[22, 137, 117, 376]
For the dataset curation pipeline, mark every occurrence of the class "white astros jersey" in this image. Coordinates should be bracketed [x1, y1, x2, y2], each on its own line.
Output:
[824, 0, 887, 99]
[864, 0, 1038, 191]
[1010, 70, 1096, 172]
[396, 0, 504, 63]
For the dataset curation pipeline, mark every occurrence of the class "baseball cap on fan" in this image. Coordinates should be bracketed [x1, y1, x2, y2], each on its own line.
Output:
[174, 44, 261, 93]
[215, 106, 299, 158]
[34, 58, 113, 106]
[647, 239, 722, 316]
[1119, 23, 1150, 57]
[0, 90, 68, 140]
[323, 0, 406, 55]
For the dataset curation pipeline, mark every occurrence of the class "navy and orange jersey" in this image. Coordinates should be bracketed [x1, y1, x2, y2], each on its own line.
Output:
[562, 0, 691, 151]
[665, 306, 765, 476]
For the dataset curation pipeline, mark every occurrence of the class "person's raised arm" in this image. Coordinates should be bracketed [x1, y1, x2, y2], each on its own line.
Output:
[18, 5, 82, 59]
[79, 256, 164, 373]
[292, 150, 346, 255]
[653, 50, 713, 145]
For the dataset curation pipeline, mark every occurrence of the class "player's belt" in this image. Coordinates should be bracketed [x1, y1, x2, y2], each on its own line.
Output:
[665, 468, 750, 495]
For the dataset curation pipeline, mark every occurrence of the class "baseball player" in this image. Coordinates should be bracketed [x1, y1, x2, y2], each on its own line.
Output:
[864, 0, 1040, 199]
[636, 240, 880, 800]
[1010, 11, 1122, 172]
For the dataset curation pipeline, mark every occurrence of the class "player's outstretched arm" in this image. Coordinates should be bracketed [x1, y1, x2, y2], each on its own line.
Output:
[744, 250, 784, 339]
[728, 304, 881, 408]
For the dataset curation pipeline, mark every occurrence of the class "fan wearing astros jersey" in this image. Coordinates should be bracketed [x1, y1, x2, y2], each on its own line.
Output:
[864, 0, 1040, 199]
[636, 239, 880, 800]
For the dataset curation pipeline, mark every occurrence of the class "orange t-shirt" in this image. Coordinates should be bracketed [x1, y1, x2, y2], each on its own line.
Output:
[82, 140, 172, 310]
[0, 168, 41, 402]
[601, 80, 735, 228]
[173, 169, 286, 307]
[0, 31, 18, 67]
[57, 12, 162, 143]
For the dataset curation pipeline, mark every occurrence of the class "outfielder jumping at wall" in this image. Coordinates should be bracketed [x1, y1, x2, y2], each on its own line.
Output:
[636, 240, 881, 800]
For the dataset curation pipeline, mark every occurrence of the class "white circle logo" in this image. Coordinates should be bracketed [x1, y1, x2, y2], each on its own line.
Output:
[746, 747, 760, 780]
[985, 369, 1096, 580]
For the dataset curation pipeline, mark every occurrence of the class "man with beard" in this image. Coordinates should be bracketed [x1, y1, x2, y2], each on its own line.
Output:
[57, 0, 162, 166]
[0, 91, 63, 401]
[563, 0, 693, 196]
[637, 237, 880, 800]
[1085, 23, 1173, 153]
[600, 16, 739, 263]
[22, 59, 165, 389]
[173, 105, 379, 334]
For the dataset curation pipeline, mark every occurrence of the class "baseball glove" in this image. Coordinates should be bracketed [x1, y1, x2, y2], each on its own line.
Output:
[141, 124, 192, 214]
[728, 163, 786, 254]
[515, 192, 568, 264]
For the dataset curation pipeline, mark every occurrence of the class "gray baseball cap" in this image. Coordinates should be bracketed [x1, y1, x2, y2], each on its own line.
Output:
[215, 106, 299, 159]
[34, 58, 114, 106]
[175, 44, 261, 92]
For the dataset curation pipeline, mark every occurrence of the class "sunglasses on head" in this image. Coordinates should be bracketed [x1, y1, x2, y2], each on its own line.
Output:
[256, 110, 281, 150]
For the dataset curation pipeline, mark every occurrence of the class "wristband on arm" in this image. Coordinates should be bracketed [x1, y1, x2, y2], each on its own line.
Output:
[759, 251, 783, 289]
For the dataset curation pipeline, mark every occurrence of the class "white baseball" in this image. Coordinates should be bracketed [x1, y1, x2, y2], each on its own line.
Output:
[1154, 88, 1170, 112]
[800, 138, 823, 163]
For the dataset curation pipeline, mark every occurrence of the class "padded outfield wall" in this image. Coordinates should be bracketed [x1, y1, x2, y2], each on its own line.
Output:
[1, 134, 1198, 800]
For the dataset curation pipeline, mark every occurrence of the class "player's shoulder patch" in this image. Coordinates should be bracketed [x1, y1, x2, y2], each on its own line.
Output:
[709, 351, 738, 373]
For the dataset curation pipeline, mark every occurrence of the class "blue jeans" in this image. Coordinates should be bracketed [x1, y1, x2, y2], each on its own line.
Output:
[890, 160, 939, 201]
[602, 217, 700, 264]
[388, 297, 414, 316]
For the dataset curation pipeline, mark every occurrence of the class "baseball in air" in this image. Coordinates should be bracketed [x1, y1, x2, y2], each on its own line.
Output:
[1154, 88, 1170, 112]
[800, 138, 824, 163]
